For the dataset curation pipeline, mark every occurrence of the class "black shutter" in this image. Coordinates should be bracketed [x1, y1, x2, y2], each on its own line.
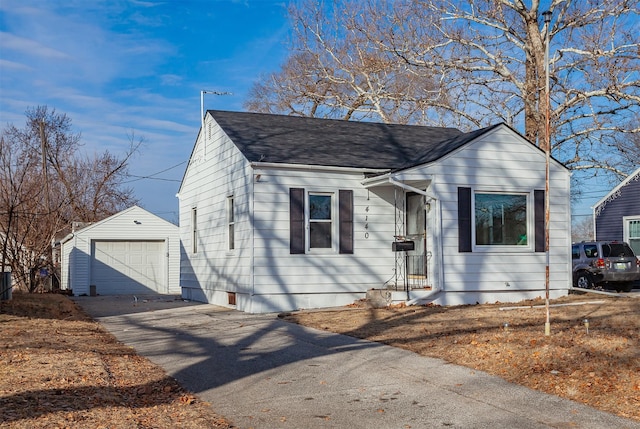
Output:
[290, 188, 305, 254]
[535, 190, 545, 252]
[458, 187, 472, 252]
[339, 190, 354, 254]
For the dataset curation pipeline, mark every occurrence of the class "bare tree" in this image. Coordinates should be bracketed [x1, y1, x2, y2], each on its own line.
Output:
[246, 0, 449, 124]
[0, 106, 140, 293]
[571, 215, 594, 243]
[246, 0, 640, 180]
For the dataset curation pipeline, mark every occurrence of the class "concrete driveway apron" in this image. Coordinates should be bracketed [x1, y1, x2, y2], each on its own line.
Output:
[74, 295, 640, 429]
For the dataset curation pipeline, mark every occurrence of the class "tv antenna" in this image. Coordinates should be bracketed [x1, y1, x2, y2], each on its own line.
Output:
[201, 90, 232, 130]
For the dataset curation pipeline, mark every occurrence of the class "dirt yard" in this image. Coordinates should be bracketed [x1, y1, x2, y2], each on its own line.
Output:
[0, 293, 232, 429]
[281, 292, 640, 422]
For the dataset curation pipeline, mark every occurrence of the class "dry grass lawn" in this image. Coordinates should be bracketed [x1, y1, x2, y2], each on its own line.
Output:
[0, 293, 232, 429]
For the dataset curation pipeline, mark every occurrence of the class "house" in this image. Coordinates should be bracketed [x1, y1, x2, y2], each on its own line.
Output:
[178, 110, 572, 313]
[594, 167, 640, 255]
[1, 231, 37, 295]
[59, 206, 180, 296]
[1, 235, 12, 299]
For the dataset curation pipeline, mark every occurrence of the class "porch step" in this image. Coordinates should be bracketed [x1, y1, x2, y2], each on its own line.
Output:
[366, 288, 436, 308]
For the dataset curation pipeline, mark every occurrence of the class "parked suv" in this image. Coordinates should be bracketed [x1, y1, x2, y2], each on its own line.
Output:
[572, 241, 640, 292]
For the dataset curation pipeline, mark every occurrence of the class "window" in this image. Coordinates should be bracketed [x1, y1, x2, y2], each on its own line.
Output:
[308, 193, 333, 249]
[458, 188, 544, 252]
[572, 244, 580, 259]
[626, 218, 640, 256]
[583, 244, 598, 258]
[227, 196, 235, 251]
[290, 188, 353, 254]
[191, 207, 198, 254]
[475, 193, 528, 246]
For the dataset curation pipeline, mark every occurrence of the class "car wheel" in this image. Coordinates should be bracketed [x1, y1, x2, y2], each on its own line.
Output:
[574, 272, 593, 289]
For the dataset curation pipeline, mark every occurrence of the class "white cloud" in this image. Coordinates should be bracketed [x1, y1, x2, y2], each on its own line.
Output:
[0, 32, 70, 59]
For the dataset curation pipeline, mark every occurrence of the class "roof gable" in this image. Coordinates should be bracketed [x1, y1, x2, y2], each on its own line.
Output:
[594, 166, 640, 211]
[73, 206, 176, 235]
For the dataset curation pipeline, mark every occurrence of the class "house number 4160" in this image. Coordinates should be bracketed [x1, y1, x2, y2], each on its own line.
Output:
[364, 206, 369, 239]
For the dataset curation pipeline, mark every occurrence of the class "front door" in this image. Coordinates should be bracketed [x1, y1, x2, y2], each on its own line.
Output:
[406, 192, 427, 286]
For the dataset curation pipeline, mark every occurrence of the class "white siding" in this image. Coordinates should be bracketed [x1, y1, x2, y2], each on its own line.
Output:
[402, 126, 571, 305]
[249, 168, 397, 312]
[178, 116, 254, 309]
[60, 206, 180, 295]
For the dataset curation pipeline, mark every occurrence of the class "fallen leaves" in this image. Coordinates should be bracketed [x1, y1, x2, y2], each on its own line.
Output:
[0, 293, 232, 429]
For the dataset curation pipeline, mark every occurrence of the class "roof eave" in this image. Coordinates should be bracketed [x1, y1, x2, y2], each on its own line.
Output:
[250, 161, 389, 174]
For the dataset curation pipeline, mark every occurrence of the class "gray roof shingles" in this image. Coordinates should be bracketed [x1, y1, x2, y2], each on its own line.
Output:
[208, 110, 501, 171]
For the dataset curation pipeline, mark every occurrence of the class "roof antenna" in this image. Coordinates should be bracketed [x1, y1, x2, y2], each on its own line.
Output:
[201, 90, 232, 131]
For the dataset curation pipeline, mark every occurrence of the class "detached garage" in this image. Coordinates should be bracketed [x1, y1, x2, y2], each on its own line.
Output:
[59, 206, 180, 296]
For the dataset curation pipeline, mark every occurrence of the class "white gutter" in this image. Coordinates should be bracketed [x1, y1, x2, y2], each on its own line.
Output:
[362, 172, 391, 188]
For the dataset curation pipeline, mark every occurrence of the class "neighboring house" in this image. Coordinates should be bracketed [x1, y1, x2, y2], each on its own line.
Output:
[1, 234, 13, 299]
[59, 206, 180, 296]
[0, 232, 35, 294]
[178, 110, 572, 313]
[594, 167, 640, 255]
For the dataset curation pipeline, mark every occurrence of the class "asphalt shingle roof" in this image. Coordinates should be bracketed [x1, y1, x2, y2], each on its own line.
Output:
[208, 110, 501, 171]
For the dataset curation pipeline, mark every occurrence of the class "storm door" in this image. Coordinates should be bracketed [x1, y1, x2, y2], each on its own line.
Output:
[406, 192, 427, 287]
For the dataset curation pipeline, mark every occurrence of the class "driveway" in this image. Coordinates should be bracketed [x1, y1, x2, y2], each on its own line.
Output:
[74, 295, 640, 429]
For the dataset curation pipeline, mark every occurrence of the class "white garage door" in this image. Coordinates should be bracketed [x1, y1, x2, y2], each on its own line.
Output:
[90, 240, 165, 295]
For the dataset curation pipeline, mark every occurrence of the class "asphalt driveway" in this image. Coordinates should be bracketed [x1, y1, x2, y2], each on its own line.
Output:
[74, 295, 640, 429]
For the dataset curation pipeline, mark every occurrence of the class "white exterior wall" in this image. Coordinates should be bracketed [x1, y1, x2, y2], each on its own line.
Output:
[60, 206, 180, 295]
[398, 126, 571, 305]
[248, 167, 397, 313]
[179, 115, 400, 313]
[178, 116, 254, 309]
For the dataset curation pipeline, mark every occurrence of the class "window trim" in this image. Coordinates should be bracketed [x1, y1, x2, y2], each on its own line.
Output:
[191, 207, 198, 254]
[472, 190, 534, 252]
[306, 191, 337, 253]
[623, 215, 640, 255]
[290, 188, 353, 255]
[227, 195, 235, 251]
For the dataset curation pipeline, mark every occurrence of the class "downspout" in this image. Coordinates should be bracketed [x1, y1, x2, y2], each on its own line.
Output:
[250, 166, 256, 311]
[387, 177, 442, 306]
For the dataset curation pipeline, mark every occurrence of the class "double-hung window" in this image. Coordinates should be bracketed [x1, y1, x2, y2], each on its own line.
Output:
[191, 207, 198, 254]
[308, 193, 333, 249]
[227, 196, 235, 251]
[290, 188, 353, 254]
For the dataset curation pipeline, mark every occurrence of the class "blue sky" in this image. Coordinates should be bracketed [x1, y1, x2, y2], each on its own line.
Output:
[0, 0, 290, 223]
[0, 0, 613, 225]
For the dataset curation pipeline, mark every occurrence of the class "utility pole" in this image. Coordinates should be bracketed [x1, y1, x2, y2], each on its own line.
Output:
[543, 9, 552, 336]
[39, 120, 53, 291]
[39, 120, 50, 211]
